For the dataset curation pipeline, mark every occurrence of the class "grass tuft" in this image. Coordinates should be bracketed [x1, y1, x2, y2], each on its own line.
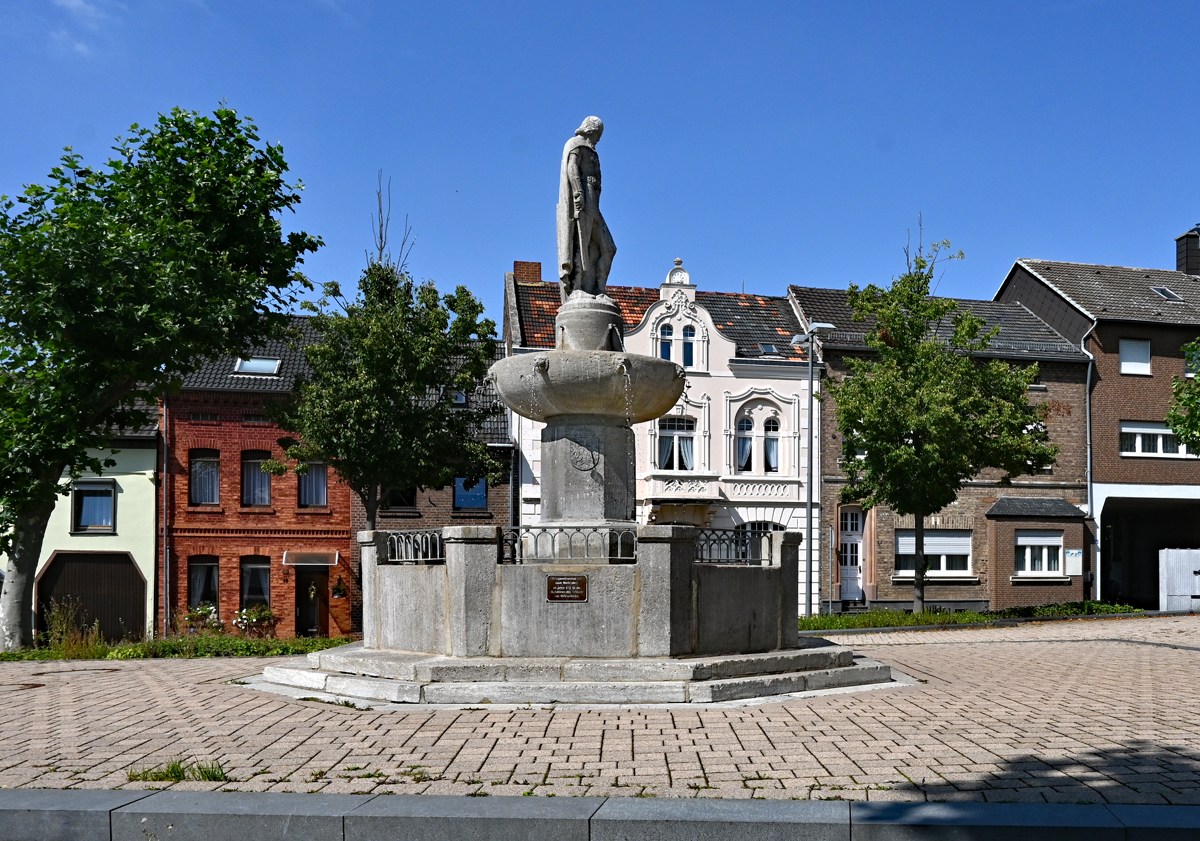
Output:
[127, 758, 228, 783]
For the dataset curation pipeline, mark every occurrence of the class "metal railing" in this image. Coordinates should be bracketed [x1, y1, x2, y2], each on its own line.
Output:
[694, 528, 771, 565]
[385, 530, 446, 564]
[502, 526, 637, 564]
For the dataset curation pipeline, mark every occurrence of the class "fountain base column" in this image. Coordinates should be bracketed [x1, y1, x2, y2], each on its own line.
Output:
[540, 414, 635, 526]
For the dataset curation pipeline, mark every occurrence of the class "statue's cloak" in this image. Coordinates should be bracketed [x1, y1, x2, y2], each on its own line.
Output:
[556, 135, 594, 298]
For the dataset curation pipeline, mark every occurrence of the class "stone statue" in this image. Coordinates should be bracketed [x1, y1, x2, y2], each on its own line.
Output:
[557, 116, 617, 303]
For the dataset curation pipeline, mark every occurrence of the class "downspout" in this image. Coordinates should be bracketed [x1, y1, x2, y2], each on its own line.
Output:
[1079, 322, 1098, 600]
[160, 393, 170, 638]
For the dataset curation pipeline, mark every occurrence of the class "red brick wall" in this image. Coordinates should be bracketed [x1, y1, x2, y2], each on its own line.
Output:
[986, 517, 1090, 610]
[1089, 322, 1200, 485]
[162, 391, 356, 638]
[513, 261, 542, 285]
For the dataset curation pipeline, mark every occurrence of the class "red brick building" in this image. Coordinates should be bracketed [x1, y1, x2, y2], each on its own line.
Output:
[161, 319, 356, 638]
[791, 286, 1095, 613]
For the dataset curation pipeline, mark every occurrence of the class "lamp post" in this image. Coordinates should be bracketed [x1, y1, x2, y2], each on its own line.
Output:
[792, 323, 835, 617]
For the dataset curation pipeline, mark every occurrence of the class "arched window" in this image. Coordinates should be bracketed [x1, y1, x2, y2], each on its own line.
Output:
[658, 417, 696, 470]
[659, 324, 673, 361]
[736, 418, 754, 472]
[682, 325, 695, 368]
[764, 417, 780, 473]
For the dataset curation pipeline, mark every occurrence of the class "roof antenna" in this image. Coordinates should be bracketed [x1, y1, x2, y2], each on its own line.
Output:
[741, 279, 745, 294]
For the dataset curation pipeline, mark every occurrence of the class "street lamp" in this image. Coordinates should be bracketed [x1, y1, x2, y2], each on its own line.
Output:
[792, 323, 836, 617]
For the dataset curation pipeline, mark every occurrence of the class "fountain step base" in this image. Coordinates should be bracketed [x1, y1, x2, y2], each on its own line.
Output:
[258, 641, 893, 705]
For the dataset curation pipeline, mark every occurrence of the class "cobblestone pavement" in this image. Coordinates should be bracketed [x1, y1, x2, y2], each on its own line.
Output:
[1, 614, 1198, 803]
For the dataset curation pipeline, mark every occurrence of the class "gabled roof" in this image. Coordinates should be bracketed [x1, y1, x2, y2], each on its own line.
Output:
[986, 497, 1086, 518]
[512, 280, 806, 359]
[181, 316, 318, 393]
[1008, 259, 1200, 326]
[789, 285, 1086, 362]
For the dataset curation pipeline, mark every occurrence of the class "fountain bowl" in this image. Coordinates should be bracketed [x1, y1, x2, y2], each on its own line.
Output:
[489, 350, 685, 423]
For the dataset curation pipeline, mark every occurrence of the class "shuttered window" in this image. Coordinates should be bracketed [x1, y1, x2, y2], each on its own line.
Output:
[894, 530, 972, 575]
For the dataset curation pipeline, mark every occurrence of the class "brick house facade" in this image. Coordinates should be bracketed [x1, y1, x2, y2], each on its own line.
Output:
[790, 286, 1094, 613]
[995, 234, 1200, 607]
[161, 319, 356, 638]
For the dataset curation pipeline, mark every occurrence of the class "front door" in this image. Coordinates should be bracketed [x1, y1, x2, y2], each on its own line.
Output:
[839, 538, 863, 600]
[295, 566, 329, 637]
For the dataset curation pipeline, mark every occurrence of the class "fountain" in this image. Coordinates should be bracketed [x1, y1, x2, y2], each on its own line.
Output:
[257, 118, 892, 705]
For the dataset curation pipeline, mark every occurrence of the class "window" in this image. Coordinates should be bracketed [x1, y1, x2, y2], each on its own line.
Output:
[763, 418, 780, 473]
[446, 389, 468, 407]
[241, 450, 272, 506]
[1120, 422, 1193, 458]
[454, 477, 487, 509]
[188, 556, 219, 608]
[298, 462, 328, 507]
[189, 449, 220, 505]
[233, 357, 281, 375]
[1119, 339, 1151, 375]
[659, 324, 673, 361]
[190, 411, 218, 422]
[682, 326, 695, 368]
[758, 343, 777, 355]
[71, 481, 115, 533]
[1188, 348, 1200, 379]
[1151, 286, 1183, 301]
[734, 521, 784, 561]
[895, 530, 972, 575]
[240, 556, 270, 609]
[1015, 530, 1063, 576]
[242, 413, 268, 424]
[380, 487, 418, 510]
[841, 509, 862, 534]
[658, 417, 696, 470]
[736, 418, 753, 472]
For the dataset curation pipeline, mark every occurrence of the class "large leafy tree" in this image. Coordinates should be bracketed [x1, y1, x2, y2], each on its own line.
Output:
[0, 107, 320, 649]
[826, 238, 1057, 612]
[1165, 344, 1200, 448]
[266, 200, 503, 532]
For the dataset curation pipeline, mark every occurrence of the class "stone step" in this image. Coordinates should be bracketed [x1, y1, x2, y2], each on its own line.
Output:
[259, 657, 892, 705]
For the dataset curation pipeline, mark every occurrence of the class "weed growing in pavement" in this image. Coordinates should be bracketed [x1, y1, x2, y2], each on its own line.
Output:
[127, 758, 228, 783]
[799, 600, 1142, 631]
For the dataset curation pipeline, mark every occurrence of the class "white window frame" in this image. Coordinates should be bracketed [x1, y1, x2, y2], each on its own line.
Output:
[657, 417, 696, 471]
[894, 530, 972, 577]
[1015, 530, 1064, 577]
[1119, 422, 1194, 458]
[1119, 339, 1151, 375]
[233, 357, 282, 376]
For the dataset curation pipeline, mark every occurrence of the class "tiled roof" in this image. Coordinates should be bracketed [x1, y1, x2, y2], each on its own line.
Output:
[513, 281, 806, 359]
[181, 316, 318, 393]
[986, 497, 1086, 518]
[182, 316, 510, 444]
[789, 285, 1086, 362]
[1013, 259, 1200, 326]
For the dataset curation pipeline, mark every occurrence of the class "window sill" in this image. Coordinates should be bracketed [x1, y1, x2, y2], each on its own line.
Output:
[379, 509, 422, 518]
[238, 506, 276, 515]
[1027, 384, 1048, 391]
[296, 507, 332, 516]
[1119, 371, 1153, 377]
[891, 575, 980, 585]
[69, 529, 116, 536]
[1010, 574, 1072, 584]
[452, 510, 492, 518]
[1119, 453, 1196, 459]
[186, 506, 224, 514]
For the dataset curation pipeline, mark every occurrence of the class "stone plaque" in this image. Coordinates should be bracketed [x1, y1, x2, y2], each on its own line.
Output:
[546, 574, 588, 603]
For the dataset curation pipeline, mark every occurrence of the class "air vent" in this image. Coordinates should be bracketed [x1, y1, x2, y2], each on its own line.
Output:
[1151, 286, 1183, 301]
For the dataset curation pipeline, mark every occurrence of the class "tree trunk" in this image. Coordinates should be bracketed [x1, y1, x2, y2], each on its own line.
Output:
[1, 498, 57, 651]
[363, 486, 378, 532]
[912, 510, 926, 614]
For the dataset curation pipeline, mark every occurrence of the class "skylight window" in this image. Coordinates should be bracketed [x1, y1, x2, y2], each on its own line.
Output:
[233, 357, 281, 375]
[1151, 286, 1183, 301]
[758, 343, 778, 355]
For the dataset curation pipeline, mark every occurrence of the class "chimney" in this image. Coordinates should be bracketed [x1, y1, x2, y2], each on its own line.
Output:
[1176, 226, 1200, 275]
[513, 261, 542, 285]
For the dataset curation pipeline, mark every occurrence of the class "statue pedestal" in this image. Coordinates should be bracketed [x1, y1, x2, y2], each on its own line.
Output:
[540, 415, 635, 525]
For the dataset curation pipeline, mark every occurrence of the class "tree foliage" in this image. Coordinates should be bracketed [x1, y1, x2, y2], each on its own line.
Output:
[826, 237, 1057, 611]
[1165, 343, 1200, 449]
[0, 106, 320, 648]
[265, 206, 502, 531]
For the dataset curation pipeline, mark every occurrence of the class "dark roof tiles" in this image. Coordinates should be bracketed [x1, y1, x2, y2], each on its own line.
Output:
[1015, 259, 1200, 326]
[986, 497, 1086, 518]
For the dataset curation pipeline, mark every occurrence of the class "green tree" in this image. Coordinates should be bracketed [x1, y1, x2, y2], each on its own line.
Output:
[265, 197, 502, 532]
[1166, 345, 1200, 450]
[826, 238, 1057, 612]
[0, 107, 320, 649]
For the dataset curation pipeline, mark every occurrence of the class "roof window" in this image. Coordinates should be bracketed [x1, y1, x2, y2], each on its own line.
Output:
[1151, 286, 1183, 301]
[758, 343, 778, 355]
[233, 357, 281, 375]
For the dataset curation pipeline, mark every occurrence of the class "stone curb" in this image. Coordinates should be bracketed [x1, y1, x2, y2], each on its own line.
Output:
[0, 791, 1198, 840]
[798, 610, 1178, 637]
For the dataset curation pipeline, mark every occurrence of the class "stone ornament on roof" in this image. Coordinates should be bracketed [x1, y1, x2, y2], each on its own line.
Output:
[665, 258, 691, 286]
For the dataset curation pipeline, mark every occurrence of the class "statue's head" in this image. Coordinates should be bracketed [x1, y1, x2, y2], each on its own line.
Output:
[575, 116, 604, 141]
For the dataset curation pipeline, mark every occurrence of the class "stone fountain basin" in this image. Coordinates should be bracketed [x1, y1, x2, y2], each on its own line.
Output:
[489, 350, 685, 423]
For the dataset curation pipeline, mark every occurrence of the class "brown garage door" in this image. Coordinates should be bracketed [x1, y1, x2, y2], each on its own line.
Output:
[37, 553, 146, 642]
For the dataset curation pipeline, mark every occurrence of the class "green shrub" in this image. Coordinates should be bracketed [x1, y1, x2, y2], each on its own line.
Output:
[798, 600, 1143, 631]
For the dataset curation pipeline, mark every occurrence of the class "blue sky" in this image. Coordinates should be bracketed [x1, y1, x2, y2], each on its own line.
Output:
[1, 1, 1196, 325]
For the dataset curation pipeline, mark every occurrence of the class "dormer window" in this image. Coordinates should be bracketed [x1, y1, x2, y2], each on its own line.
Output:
[660, 324, 673, 361]
[1151, 286, 1183, 301]
[234, 357, 281, 375]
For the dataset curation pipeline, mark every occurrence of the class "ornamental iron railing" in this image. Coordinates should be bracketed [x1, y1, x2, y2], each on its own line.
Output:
[502, 526, 637, 564]
[385, 530, 446, 564]
[694, 528, 771, 565]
